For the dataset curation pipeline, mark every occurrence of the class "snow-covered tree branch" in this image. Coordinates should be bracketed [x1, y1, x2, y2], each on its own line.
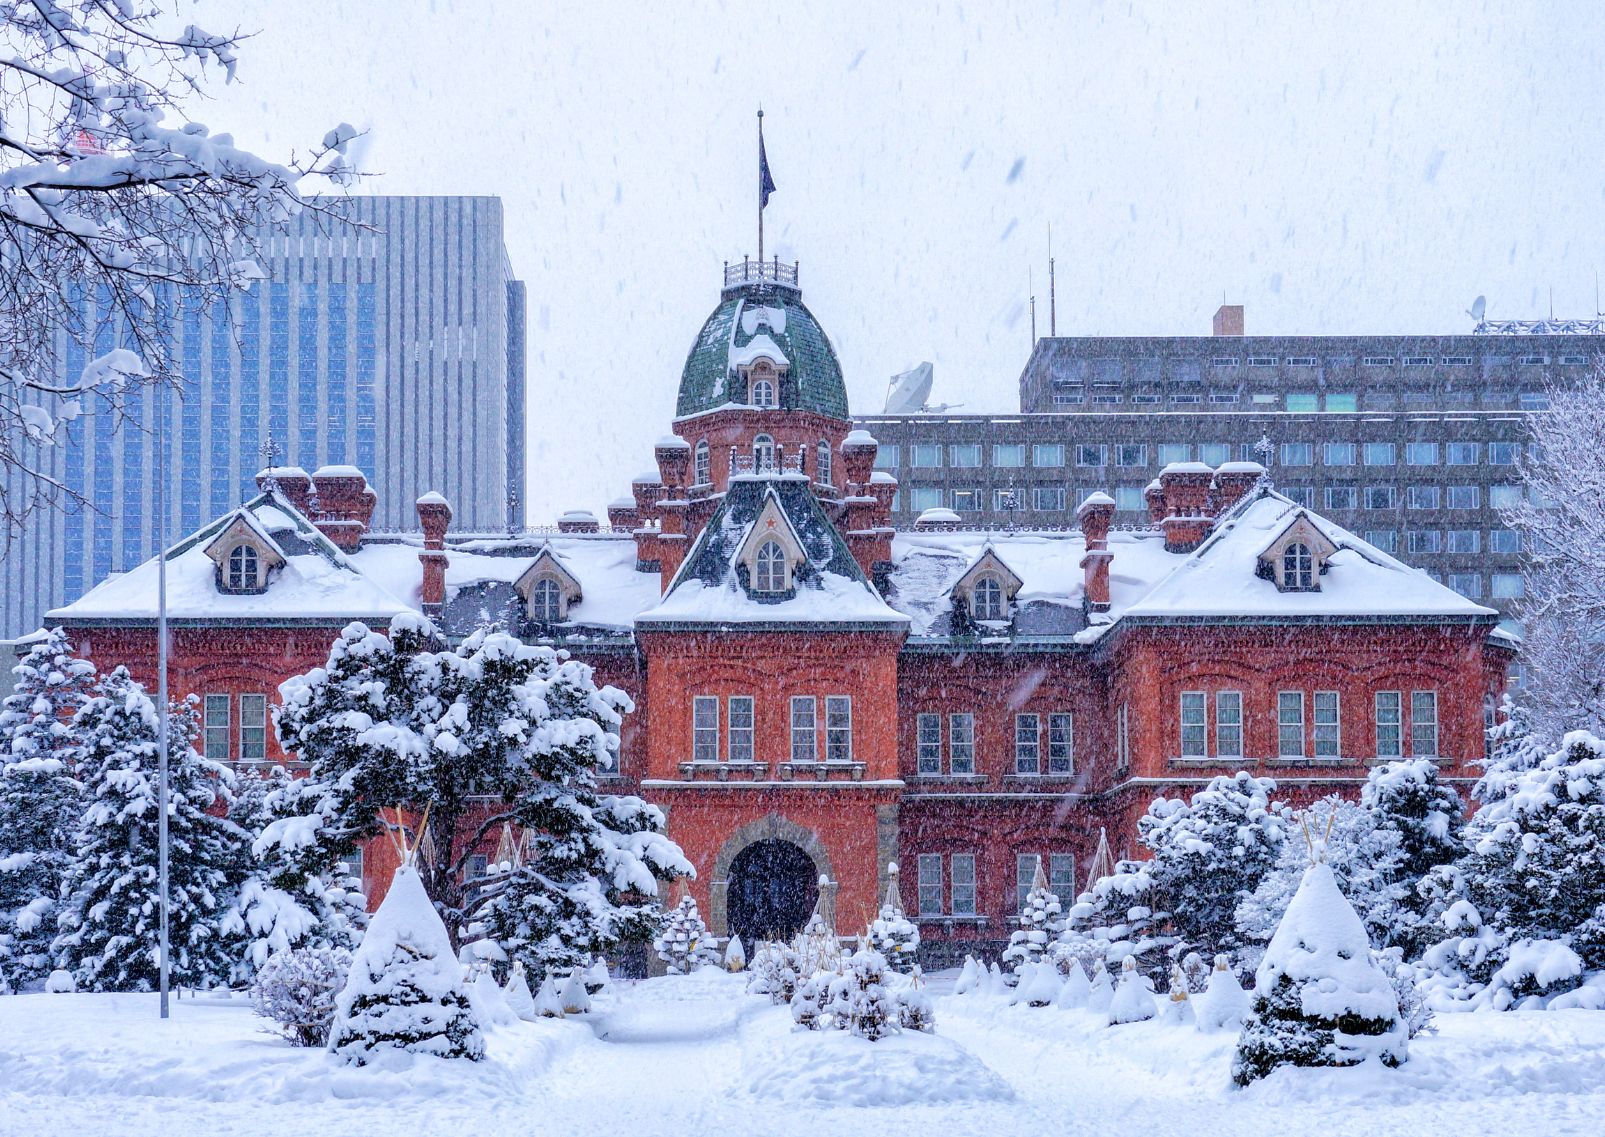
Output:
[1, 0, 360, 535]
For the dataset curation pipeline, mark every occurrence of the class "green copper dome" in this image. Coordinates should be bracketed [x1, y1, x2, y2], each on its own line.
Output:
[676, 273, 849, 420]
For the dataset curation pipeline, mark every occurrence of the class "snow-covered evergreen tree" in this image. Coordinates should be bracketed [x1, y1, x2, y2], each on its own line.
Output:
[1362, 758, 1465, 949]
[866, 862, 920, 973]
[224, 764, 365, 981]
[327, 860, 483, 1064]
[0, 629, 94, 986]
[53, 673, 241, 991]
[791, 970, 826, 1029]
[897, 967, 936, 1033]
[1417, 731, 1605, 1008]
[837, 947, 899, 1040]
[1003, 860, 1062, 975]
[1235, 798, 1406, 963]
[748, 940, 800, 1004]
[653, 893, 715, 974]
[1232, 862, 1406, 1086]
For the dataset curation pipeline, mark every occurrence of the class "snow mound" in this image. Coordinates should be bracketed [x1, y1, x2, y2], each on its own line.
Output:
[742, 1026, 1013, 1108]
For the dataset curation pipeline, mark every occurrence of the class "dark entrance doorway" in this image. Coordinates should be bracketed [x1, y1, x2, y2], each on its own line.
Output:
[728, 839, 817, 945]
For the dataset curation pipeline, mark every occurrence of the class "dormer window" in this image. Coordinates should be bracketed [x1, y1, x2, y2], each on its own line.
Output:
[226, 544, 262, 592]
[694, 440, 711, 486]
[816, 440, 832, 485]
[753, 433, 775, 472]
[754, 540, 788, 592]
[530, 578, 563, 622]
[1282, 543, 1315, 589]
[972, 574, 1005, 620]
[751, 378, 776, 408]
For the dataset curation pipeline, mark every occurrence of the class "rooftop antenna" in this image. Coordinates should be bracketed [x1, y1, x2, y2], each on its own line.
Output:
[1029, 265, 1037, 345]
[1467, 295, 1487, 325]
[1048, 224, 1056, 337]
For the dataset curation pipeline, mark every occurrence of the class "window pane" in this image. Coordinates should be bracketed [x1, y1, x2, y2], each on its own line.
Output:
[1179, 691, 1207, 757]
[993, 443, 1025, 468]
[1489, 528, 1519, 553]
[1076, 444, 1107, 467]
[1216, 691, 1243, 757]
[1325, 393, 1358, 412]
[692, 696, 719, 762]
[911, 444, 942, 468]
[1014, 714, 1040, 774]
[1326, 486, 1357, 510]
[1280, 442, 1313, 466]
[1488, 442, 1518, 466]
[1286, 393, 1318, 413]
[949, 714, 975, 775]
[1157, 443, 1191, 465]
[1365, 529, 1398, 553]
[1033, 486, 1066, 511]
[918, 853, 943, 916]
[239, 694, 267, 762]
[1411, 691, 1438, 757]
[1115, 486, 1145, 512]
[1489, 484, 1523, 508]
[1032, 443, 1064, 468]
[910, 486, 942, 512]
[1363, 442, 1396, 466]
[1278, 691, 1304, 757]
[950, 443, 981, 468]
[874, 444, 899, 468]
[826, 696, 852, 761]
[1115, 444, 1146, 467]
[1491, 573, 1525, 598]
[1364, 485, 1397, 510]
[1017, 854, 1040, 913]
[1376, 691, 1402, 758]
[951, 854, 977, 916]
[1406, 441, 1440, 465]
[1324, 442, 1356, 466]
[204, 693, 230, 762]
[1049, 853, 1076, 908]
[729, 696, 755, 762]
[1446, 442, 1479, 465]
[1199, 443, 1231, 465]
[1313, 691, 1340, 758]
[917, 713, 942, 774]
[1048, 713, 1074, 774]
[790, 696, 816, 762]
[1408, 485, 1440, 510]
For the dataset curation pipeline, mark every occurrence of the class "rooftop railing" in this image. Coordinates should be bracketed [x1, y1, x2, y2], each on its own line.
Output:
[724, 256, 799, 287]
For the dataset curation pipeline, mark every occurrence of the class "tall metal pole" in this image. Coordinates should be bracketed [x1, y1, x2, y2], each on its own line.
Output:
[156, 374, 171, 1019]
[757, 108, 765, 268]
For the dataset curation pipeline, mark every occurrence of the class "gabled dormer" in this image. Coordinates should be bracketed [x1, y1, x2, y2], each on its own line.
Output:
[202, 511, 287, 595]
[513, 544, 584, 622]
[735, 489, 808, 598]
[1257, 512, 1339, 592]
[951, 546, 1024, 623]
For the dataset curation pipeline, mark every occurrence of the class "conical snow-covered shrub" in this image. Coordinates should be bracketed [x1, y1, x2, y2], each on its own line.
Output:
[1160, 963, 1195, 1026]
[1108, 956, 1157, 1025]
[1086, 960, 1114, 1013]
[585, 956, 609, 993]
[1196, 954, 1250, 1032]
[504, 961, 537, 1021]
[1023, 958, 1062, 1007]
[1002, 861, 1062, 975]
[327, 864, 484, 1065]
[953, 954, 981, 995]
[840, 947, 899, 1040]
[653, 893, 715, 974]
[897, 966, 936, 1033]
[559, 967, 591, 1014]
[534, 973, 564, 1018]
[1058, 959, 1091, 1008]
[470, 963, 518, 1027]
[867, 863, 920, 973]
[1232, 862, 1405, 1086]
[791, 970, 826, 1029]
[724, 935, 746, 972]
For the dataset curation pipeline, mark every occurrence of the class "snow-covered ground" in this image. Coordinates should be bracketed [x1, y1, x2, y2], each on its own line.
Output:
[2, 969, 1602, 1137]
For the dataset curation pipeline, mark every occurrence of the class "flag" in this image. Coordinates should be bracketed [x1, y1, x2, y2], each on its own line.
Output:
[759, 128, 777, 211]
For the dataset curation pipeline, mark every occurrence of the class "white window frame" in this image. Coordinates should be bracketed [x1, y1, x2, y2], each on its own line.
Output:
[950, 854, 977, 916]
[753, 432, 775, 470]
[825, 696, 852, 762]
[917, 854, 943, 916]
[972, 575, 1005, 621]
[790, 696, 817, 763]
[949, 713, 975, 775]
[1411, 690, 1439, 758]
[816, 440, 832, 485]
[530, 577, 563, 622]
[728, 696, 754, 763]
[1048, 853, 1076, 909]
[203, 693, 230, 762]
[1016, 854, 1040, 914]
[753, 539, 787, 592]
[1116, 702, 1131, 771]
[750, 379, 775, 408]
[1376, 690, 1403, 759]
[1278, 691, 1306, 758]
[1216, 690, 1244, 758]
[1014, 713, 1040, 774]
[1179, 691, 1207, 757]
[693, 440, 711, 485]
[692, 696, 719, 762]
[239, 693, 267, 762]
[1313, 690, 1340, 759]
[1048, 713, 1074, 775]
[916, 713, 942, 775]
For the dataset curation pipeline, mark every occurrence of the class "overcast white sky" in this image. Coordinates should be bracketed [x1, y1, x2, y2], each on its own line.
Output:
[202, 0, 1605, 521]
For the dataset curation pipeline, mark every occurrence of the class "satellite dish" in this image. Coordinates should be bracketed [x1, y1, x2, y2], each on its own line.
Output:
[1468, 295, 1487, 322]
[884, 362, 935, 414]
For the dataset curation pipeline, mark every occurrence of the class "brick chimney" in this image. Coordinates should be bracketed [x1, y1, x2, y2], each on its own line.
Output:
[655, 435, 691, 492]
[306, 465, 377, 551]
[1158, 462, 1215, 553]
[1213, 304, 1244, 336]
[557, 509, 600, 534]
[1076, 492, 1116, 611]
[416, 492, 452, 618]
[840, 429, 878, 488]
[1143, 479, 1167, 525]
[256, 466, 312, 510]
[1210, 461, 1266, 516]
[606, 496, 639, 531]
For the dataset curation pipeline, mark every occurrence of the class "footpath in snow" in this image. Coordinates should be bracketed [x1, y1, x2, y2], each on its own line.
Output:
[2, 969, 1604, 1137]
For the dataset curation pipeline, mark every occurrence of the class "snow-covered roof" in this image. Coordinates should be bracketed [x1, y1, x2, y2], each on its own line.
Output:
[50, 492, 413, 624]
[728, 333, 789, 370]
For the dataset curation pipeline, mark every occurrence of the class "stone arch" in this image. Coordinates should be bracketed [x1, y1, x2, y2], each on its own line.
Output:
[707, 813, 834, 936]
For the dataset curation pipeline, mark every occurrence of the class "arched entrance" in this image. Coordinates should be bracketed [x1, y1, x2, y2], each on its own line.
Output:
[728, 839, 817, 944]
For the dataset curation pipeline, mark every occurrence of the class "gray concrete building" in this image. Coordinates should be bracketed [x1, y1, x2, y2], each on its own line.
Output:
[1, 195, 526, 639]
[855, 311, 1603, 628]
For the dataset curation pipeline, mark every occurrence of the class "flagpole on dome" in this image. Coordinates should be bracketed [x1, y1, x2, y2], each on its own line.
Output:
[757, 107, 777, 273]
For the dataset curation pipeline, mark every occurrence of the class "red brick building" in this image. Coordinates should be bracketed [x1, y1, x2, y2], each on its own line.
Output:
[48, 260, 1513, 961]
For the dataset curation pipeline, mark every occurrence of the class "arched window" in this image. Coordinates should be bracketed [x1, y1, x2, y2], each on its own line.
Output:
[751, 379, 776, 408]
[753, 433, 775, 472]
[530, 578, 563, 622]
[1282, 542, 1315, 589]
[972, 575, 1005, 621]
[816, 440, 832, 485]
[694, 440, 711, 486]
[753, 540, 788, 592]
[226, 544, 260, 591]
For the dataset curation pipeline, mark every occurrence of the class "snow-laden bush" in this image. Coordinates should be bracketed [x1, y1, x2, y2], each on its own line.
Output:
[1003, 861, 1061, 976]
[724, 935, 747, 972]
[1107, 957, 1157, 1025]
[1232, 863, 1405, 1086]
[866, 864, 920, 973]
[747, 940, 800, 1004]
[898, 967, 936, 1033]
[249, 947, 352, 1047]
[654, 894, 716, 974]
